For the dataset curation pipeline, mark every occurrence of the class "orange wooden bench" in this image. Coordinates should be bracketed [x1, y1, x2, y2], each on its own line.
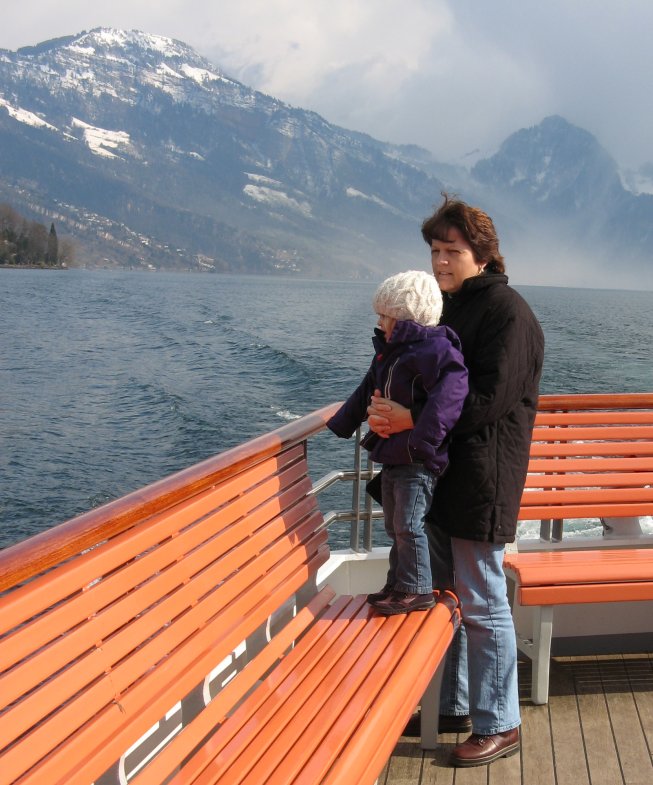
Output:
[504, 393, 653, 704]
[0, 405, 460, 785]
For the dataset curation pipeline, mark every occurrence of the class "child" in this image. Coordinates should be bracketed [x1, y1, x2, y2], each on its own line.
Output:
[327, 270, 468, 615]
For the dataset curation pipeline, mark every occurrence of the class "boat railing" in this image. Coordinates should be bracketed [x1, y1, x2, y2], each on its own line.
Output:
[309, 393, 653, 554]
[0, 403, 344, 592]
[309, 439, 653, 556]
[310, 426, 383, 552]
[3, 394, 651, 593]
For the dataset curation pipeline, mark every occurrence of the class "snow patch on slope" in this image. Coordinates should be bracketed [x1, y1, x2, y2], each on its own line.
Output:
[0, 96, 57, 130]
[72, 117, 131, 158]
[345, 187, 403, 216]
[243, 184, 311, 216]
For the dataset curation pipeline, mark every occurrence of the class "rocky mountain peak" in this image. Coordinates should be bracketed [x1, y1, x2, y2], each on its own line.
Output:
[472, 114, 623, 211]
[472, 115, 622, 215]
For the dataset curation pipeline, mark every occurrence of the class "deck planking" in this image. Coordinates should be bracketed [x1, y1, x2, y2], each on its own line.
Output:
[380, 654, 653, 785]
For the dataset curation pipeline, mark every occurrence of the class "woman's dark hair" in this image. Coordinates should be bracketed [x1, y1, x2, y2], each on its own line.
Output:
[421, 193, 505, 274]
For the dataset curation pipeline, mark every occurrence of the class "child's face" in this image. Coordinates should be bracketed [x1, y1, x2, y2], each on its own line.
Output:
[376, 313, 396, 341]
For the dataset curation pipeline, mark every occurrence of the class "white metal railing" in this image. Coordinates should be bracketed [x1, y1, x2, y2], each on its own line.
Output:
[310, 427, 384, 552]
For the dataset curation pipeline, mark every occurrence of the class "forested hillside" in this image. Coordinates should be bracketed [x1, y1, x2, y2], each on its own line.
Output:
[0, 204, 73, 266]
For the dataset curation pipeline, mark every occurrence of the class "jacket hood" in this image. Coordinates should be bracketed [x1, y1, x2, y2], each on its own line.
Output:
[373, 319, 456, 353]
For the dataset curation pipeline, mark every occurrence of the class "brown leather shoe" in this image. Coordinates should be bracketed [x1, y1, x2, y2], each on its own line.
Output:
[450, 728, 520, 767]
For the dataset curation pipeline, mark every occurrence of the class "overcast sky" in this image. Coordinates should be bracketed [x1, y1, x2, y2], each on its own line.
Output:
[2, 1, 652, 171]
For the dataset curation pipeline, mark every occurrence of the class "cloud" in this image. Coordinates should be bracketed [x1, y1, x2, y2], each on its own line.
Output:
[450, 1, 653, 168]
[190, 0, 653, 167]
[203, 1, 452, 98]
[196, 0, 548, 161]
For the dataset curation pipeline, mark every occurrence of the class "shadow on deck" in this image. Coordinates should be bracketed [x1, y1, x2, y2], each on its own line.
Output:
[380, 654, 653, 785]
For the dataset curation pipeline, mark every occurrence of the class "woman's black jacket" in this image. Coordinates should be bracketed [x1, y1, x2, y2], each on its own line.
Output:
[428, 273, 545, 544]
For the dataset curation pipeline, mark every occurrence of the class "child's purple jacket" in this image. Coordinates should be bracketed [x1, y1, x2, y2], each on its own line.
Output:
[327, 320, 468, 475]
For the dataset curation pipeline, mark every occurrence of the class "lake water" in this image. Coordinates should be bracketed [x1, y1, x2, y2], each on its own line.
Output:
[2, 269, 652, 549]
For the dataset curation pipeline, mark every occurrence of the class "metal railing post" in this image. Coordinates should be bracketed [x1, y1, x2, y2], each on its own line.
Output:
[349, 428, 363, 551]
[363, 455, 377, 552]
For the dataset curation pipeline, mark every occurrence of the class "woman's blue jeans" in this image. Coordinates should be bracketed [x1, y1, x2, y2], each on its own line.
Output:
[381, 464, 435, 595]
[427, 523, 521, 734]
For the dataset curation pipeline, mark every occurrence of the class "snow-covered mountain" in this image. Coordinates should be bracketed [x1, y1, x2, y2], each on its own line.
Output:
[0, 30, 651, 286]
[0, 28, 448, 277]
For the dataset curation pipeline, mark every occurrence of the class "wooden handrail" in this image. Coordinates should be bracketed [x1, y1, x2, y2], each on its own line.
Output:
[0, 403, 341, 591]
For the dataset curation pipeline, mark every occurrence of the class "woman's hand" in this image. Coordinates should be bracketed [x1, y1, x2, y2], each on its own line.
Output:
[366, 389, 414, 438]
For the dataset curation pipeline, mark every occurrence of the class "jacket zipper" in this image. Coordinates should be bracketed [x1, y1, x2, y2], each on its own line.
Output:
[383, 358, 399, 399]
[384, 358, 417, 464]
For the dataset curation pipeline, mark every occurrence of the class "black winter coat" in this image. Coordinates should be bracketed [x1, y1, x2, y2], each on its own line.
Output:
[428, 273, 545, 544]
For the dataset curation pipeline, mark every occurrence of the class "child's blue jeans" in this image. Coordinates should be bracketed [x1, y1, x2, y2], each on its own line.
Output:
[381, 464, 435, 595]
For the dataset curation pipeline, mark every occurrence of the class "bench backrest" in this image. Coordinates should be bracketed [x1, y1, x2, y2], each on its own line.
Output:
[520, 393, 653, 522]
[0, 405, 339, 785]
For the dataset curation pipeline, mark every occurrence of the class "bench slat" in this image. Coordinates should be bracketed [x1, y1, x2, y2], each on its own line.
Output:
[527, 456, 653, 473]
[524, 471, 653, 488]
[517, 582, 653, 605]
[531, 425, 653, 442]
[518, 501, 653, 520]
[520, 487, 653, 505]
[536, 393, 653, 410]
[535, 411, 653, 425]
[529, 440, 653, 457]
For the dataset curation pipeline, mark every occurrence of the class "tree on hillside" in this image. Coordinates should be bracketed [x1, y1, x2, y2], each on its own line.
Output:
[25, 221, 48, 264]
[0, 204, 21, 239]
[46, 223, 59, 265]
[0, 205, 21, 264]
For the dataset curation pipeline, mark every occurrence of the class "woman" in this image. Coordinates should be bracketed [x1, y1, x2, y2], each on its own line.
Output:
[367, 194, 544, 767]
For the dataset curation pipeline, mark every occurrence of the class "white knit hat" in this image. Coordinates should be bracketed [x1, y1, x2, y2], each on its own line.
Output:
[372, 270, 442, 327]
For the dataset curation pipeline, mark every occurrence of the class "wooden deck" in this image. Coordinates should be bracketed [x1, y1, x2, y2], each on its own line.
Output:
[381, 654, 653, 785]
